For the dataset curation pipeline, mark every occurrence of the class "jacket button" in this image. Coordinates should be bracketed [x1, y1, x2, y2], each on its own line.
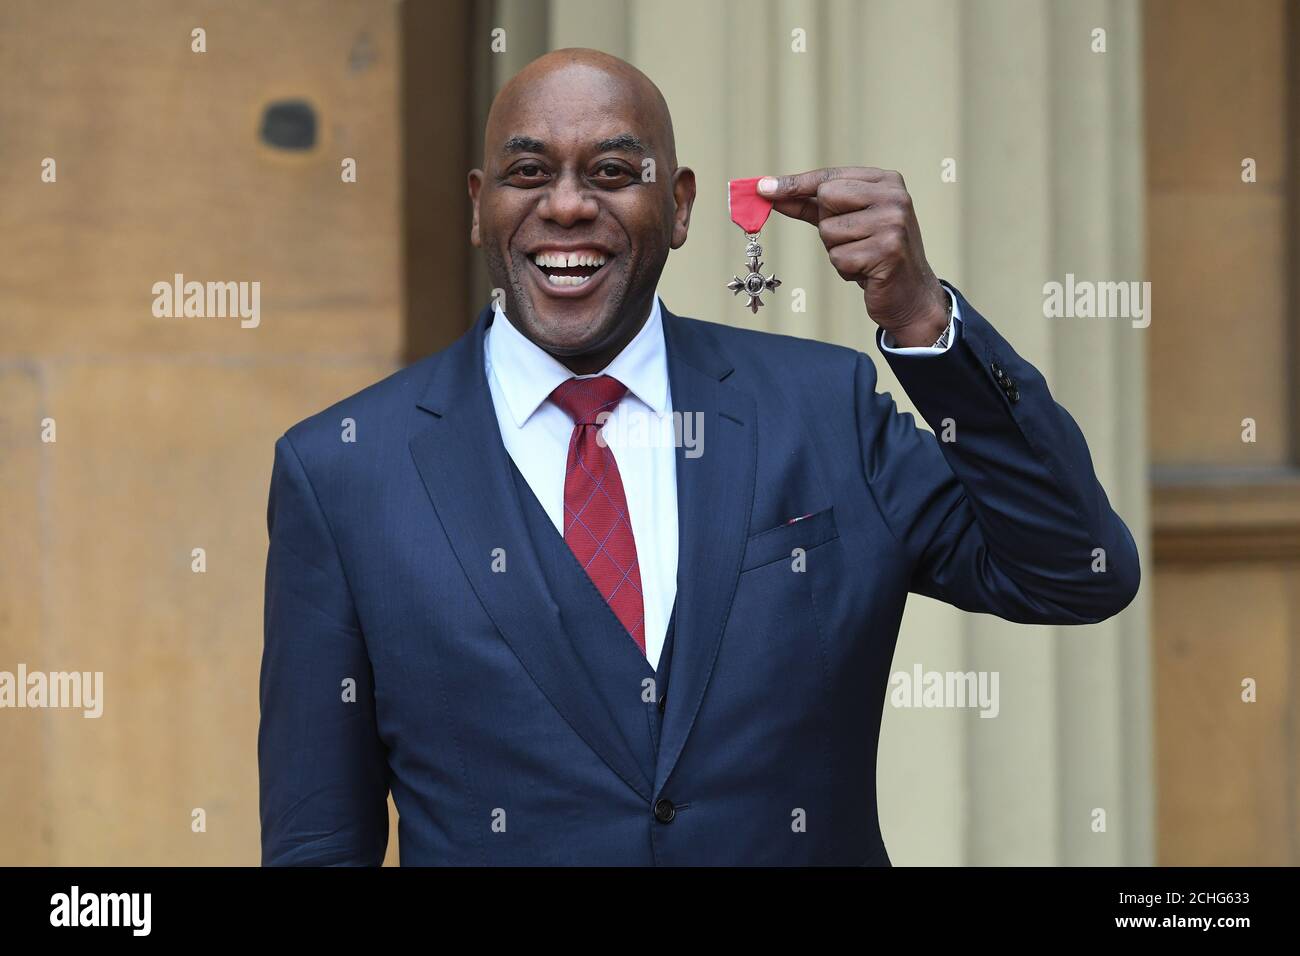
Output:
[657, 693, 667, 714]
[990, 361, 1007, 383]
[653, 798, 676, 823]
[1006, 384, 1020, 403]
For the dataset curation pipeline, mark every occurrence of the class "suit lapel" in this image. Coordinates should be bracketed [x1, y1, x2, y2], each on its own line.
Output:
[655, 307, 756, 794]
[408, 307, 654, 802]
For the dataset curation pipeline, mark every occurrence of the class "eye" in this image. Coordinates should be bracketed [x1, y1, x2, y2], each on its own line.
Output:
[587, 158, 631, 180]
[507, 161, 549, 185]
[585, 162, 629, 188]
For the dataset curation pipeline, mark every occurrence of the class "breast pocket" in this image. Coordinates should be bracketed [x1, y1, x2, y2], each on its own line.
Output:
[740, 507, 839, 573]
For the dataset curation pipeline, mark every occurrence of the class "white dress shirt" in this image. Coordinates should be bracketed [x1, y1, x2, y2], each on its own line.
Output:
[483, 285, 962, 671]
[486, 295, 679, 670]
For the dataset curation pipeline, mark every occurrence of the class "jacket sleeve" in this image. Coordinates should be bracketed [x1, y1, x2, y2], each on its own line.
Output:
[856, 285, 1140, 625]
[259, 434, 390, 865]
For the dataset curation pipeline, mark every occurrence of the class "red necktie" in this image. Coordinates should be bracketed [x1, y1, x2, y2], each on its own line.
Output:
[549, 376, 646, 654]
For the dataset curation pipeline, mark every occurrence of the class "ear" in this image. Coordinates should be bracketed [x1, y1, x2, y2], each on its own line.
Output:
[669, 166, 696, 250]
[467, 169, 484, 247]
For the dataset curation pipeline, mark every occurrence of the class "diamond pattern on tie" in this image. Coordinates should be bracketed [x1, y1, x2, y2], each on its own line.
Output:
[549, 375, 646, 655]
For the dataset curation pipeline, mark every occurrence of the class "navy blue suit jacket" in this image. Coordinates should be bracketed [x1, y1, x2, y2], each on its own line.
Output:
[259, 287, 1139, 865]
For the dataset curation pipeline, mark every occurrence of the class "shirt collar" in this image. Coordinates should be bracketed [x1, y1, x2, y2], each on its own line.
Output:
[486, 294, 670, 429]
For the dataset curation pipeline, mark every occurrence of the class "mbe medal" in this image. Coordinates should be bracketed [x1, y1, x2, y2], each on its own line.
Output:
[726, 177, 781, 314]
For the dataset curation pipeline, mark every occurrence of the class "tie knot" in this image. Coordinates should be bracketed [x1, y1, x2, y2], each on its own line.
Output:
[549, 375, 628, 425]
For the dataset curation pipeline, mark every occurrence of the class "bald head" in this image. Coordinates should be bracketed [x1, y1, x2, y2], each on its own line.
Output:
[467, 48, 695, 374]
[484, 48, 677, 171]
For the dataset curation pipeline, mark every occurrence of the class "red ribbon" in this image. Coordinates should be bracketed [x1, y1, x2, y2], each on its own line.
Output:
[728, 177, 773, 234]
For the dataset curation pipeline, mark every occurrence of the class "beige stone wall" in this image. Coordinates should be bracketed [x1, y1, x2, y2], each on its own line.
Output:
[1145, 0, 1300, 865]
[0, 0, 404, 864]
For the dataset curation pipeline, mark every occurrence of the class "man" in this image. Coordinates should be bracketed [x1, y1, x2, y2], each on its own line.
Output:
[259, 49, 1138, 866]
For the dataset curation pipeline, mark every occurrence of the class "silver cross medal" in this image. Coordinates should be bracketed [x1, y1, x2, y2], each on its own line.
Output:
[727, 234, 781, 313]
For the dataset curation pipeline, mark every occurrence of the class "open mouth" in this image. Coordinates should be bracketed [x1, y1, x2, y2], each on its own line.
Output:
[529, 249, 610, 289]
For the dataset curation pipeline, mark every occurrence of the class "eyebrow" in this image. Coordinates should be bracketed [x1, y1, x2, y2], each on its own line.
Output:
[502, 135, 546, 154]
[594, 134, 645, 153]
[499, 133, 646, 154]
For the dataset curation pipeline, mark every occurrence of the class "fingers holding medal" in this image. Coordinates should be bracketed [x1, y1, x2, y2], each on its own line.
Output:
[756, 167, 949, 343]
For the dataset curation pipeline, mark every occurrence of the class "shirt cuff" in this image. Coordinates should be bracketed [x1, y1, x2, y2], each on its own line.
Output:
[879, 284, 962, 355]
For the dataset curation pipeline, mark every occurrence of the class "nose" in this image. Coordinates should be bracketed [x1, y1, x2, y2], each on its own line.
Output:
[537, 171, 598, 227]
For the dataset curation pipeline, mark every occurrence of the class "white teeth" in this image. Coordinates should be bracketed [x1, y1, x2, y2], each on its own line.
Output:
[547, 274, 591, 287]
[532, 251, 607, 268]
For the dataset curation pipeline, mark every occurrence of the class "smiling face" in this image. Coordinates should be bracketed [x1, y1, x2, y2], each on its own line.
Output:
[468, 51, 695, 374]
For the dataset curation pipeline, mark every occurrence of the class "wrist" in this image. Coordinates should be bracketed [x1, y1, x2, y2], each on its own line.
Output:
[887, 284, 951, 348]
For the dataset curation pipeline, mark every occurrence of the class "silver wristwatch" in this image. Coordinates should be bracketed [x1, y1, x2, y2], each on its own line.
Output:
[931, 291, 954, 349]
